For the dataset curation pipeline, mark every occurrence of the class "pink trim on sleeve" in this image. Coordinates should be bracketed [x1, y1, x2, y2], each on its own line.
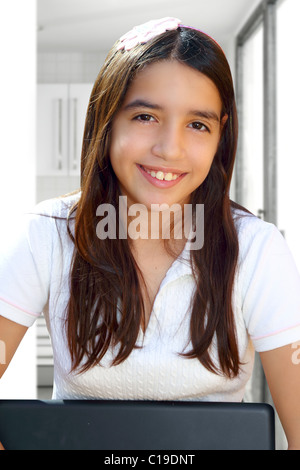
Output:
[252, 323, 300, 341]
[0, 295, 40, 318]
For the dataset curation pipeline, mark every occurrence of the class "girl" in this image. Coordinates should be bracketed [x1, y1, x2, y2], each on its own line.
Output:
[0, 17, 300, 449]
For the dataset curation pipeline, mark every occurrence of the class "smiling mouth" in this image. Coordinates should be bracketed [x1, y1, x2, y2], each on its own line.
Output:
[138, 164, 185, 181]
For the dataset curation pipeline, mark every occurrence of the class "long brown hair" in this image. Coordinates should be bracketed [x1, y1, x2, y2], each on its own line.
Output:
[66, 27, 242, 377]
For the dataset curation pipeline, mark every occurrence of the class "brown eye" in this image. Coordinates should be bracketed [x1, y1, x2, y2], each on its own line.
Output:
[189, 121, 209, 132]
[135, 114, 154, 122]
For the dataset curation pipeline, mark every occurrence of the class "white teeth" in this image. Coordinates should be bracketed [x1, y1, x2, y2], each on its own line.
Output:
[156, 171, 164, 181]
[143, 166, 180, 181]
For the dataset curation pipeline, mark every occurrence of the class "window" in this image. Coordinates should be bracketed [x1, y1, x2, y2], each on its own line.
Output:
[236, 0, 277, 225]
[236, 0, 293, 450]
[238, 23, 264, 216]
[277, 0, 300, 271]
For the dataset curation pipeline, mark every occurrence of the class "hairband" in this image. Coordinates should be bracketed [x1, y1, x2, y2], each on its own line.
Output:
[116, 17, 222, 53]
[117, 17, 182, 51]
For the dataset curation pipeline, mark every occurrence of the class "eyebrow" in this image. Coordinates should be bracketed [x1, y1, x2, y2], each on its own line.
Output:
[123, 99, 220, 122]
[191, 110, 220, 123]
[123, 99, 163, 112]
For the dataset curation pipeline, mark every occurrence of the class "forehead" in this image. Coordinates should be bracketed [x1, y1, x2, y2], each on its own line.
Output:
[123, 60, 223, 114]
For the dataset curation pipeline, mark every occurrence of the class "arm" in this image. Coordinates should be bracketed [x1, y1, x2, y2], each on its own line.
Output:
[0, 315, 28, 379]
[260, 342, 300, 450]
[0, 316, 27, 451]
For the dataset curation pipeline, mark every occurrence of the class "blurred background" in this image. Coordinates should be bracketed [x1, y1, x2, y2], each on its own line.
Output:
[0, 0, 299, 450]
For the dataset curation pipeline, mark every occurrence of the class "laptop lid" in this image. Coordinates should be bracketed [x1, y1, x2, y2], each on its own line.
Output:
[0, 399, 275, 450]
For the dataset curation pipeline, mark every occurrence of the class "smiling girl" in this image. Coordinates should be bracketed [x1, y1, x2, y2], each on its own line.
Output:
[0, 18, 300, 449]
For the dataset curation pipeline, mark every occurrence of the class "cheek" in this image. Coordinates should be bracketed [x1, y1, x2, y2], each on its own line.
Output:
[191, 139, 218, 172]
[110, 120, 143, 158]
[110, 134, 147, 175]
[109, 129, 130, 170]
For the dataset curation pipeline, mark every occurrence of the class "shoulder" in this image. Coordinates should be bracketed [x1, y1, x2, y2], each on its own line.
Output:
[11, 191, 81, 249]
[231, 205, 282, 264]
[231, 203, 300, 298]
[232, 203, 273, 236]
[231, 205, 300, 352]
[30, 190, 80, 220]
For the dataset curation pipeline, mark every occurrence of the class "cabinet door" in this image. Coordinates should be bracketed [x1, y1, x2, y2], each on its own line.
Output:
[68, 84, 93, 176]
[36, 84, 69, 176]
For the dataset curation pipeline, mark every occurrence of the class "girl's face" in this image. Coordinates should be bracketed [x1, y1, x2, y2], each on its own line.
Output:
[110, 60, 226, 209]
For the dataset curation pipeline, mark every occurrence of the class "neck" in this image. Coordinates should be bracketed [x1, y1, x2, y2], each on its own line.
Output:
[118, 195, 192, 243]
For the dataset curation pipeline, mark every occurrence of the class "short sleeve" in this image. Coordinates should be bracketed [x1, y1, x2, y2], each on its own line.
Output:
[0, 213, 53, 327]
[238, 217, 300, 352]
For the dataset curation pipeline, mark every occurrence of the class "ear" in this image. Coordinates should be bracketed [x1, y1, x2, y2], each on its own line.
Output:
[220, 114, 228, 133]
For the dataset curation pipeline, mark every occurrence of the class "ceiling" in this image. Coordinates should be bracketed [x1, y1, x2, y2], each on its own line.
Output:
[37, 0, 262, 54]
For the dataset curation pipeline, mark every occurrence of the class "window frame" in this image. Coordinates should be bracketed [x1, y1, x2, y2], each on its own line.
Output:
[235, 0, 278, 226]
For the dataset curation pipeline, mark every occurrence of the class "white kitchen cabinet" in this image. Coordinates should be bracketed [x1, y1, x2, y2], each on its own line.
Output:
[36, 83, 93, 176]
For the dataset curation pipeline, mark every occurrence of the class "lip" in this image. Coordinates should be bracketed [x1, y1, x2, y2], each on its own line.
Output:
[139, 164, 186, 176]
[137, 164, 187, 188]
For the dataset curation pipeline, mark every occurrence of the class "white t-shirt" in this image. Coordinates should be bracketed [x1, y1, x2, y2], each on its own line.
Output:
[0, 193, 300, 401]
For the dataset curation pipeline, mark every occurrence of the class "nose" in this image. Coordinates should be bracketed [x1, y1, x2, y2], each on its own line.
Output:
[151, 122, 184, 161]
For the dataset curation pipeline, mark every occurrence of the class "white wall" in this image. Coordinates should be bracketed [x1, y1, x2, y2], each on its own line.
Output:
[0, 0, 37, 398]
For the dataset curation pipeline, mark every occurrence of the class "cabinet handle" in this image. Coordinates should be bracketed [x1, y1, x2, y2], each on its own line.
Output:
[70, 98, 78, 171]
[54, 98, 63, 171]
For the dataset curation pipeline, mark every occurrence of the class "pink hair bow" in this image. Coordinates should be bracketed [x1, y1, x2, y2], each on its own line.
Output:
[117, 17, 182, 51]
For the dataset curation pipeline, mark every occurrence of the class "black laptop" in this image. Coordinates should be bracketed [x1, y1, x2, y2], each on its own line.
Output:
[0, 400, 275, 450]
